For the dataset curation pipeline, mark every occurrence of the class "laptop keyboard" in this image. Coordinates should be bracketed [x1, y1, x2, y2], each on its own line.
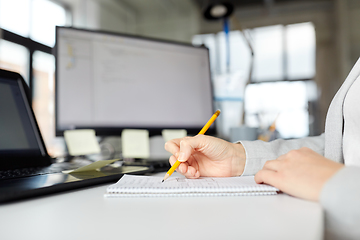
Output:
[0, 161, 86, 180]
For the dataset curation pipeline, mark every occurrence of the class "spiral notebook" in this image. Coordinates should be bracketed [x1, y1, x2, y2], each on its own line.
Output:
[104, 174, 279, 197]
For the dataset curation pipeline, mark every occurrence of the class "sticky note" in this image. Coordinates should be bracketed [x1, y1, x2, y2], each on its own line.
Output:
[62, 159, 119, 174]
[64, 129, 101, 156]
[121, 129, 150, 159]
[162, 129, 187, 142]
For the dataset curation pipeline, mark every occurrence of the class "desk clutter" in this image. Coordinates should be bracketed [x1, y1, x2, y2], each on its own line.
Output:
[64, 128, 187, 160]
[61, 129, 186, 174]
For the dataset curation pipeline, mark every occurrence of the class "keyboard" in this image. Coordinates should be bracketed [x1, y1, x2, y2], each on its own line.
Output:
[0, 161, 86, 180]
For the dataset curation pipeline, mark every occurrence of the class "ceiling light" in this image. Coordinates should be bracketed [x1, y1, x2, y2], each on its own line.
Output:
[204, 2, 234, 20]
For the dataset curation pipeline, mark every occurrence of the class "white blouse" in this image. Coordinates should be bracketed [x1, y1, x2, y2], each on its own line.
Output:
[343, 75, 360, 166]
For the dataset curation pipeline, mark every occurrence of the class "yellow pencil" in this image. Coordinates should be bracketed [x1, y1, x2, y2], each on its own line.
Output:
[162, 109, 221, 182]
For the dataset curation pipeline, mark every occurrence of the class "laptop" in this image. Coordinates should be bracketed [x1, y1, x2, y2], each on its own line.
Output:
[0, 69, 151, 203]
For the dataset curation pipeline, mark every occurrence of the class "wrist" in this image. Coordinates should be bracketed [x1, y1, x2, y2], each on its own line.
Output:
[231, 142, 246, 176]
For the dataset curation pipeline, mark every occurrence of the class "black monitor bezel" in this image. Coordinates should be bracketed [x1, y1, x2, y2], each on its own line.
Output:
[0, 69, 52, 170]
[54, 26, 215, 137]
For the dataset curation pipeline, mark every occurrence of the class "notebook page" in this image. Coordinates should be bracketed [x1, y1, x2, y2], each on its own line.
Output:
[105, 175, 278, 197]
[109, 174, 272, 188]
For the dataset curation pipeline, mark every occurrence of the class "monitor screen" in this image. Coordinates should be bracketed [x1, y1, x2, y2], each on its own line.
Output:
[0, 70, 52, 171]
[55, 27, 214, 136]
[0, 74, 47, 160]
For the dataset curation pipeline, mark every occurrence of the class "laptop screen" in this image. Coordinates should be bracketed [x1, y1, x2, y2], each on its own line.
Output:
[0, 76, 46, 160]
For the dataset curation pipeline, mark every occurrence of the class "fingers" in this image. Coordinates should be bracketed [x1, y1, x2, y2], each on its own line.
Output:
[255, 159, 282, 188]
[262, 159, 282, 171]
[169, 154, 187, 174]
[165, 135, 211, 162]
[169, 155, 200, 178]
[177, 139, 194, 162]
[166, 137, 198, 163]
[177, 135, 209, 162]
[255, 159, 283, 188]
[184, 166, 200, 179]
[169, 155, 178, 166]
[164, 138, 182, 155]
[177, 162, 200, 178]
[254, 169, 279, 187]
[165, 137, 198, 162]
[166, 136, 209, 179]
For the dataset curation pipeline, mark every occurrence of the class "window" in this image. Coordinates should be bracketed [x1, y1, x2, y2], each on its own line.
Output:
[31, 0, 67, 47]
[245, 81, 310, 139]
[252, 25, 284, 82]
[286, 23, 316, 80]
[192, 22, 316, 139]
[0, 39, 29, 84]
[32, 51, 65, 156]
[0, 0, 31, 37]
[0, 0, 69, 156]
[0, 0, 67, 47]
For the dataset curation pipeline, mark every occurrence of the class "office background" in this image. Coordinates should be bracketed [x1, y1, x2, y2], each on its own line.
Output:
[0, 0, 359, 158]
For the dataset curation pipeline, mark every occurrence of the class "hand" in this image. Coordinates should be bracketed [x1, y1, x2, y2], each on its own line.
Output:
[164, 135, 246, 178]
[254, 147, 344, 201]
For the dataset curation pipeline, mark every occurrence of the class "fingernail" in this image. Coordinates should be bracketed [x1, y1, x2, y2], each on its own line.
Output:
[178, 152, 185, 161]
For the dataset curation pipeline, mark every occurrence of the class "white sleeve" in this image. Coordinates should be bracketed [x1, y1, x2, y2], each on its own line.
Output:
[320, 166, 360, 240]
[239, 134, 325, 176]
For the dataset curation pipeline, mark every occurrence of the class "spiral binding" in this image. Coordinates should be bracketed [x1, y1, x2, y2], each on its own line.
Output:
[106, 185, 278, 197]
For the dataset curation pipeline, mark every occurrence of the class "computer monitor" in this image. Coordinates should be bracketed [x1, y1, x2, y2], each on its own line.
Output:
[55, 27, 214, 136]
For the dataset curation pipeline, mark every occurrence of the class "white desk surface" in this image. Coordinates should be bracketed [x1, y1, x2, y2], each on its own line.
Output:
[0, 173, 323, 240]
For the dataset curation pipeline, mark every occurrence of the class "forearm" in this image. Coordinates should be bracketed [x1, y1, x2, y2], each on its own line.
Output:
[239, 134, 325, 175]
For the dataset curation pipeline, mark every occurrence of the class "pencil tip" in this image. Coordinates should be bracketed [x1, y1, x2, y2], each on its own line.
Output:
[161, 179, 164, 183]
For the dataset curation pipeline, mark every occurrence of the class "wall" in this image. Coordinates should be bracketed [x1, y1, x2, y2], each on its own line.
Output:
[56, 0, 200, 43]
